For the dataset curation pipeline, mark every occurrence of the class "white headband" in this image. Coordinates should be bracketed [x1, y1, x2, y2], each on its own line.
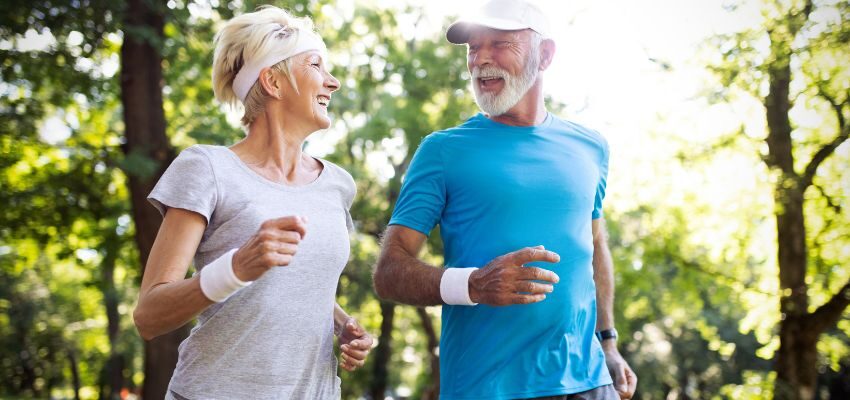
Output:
[232, 28, 327, 102]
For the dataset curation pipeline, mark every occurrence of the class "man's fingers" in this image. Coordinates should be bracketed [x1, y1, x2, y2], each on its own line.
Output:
[508, 294, 547, 305]
[626, 368, 638, 396]
[515, 281, 554, 294]
[262, 216, 307, 239]
[510, 246, 561, 266]
[518, 266, 560, 284]
[615, 365, 628, 395]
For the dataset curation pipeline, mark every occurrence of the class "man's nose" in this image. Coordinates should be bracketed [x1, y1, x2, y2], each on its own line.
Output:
[470, 47, 493, 68]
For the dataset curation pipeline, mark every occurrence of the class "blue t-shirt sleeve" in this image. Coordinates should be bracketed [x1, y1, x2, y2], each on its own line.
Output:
[389, 133, 446, 235]
[592, 138, 609, 220]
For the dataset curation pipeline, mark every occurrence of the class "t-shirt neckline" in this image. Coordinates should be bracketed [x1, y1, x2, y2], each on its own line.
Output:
[220, 146, 328, 192]
[473, 111, 554, 131]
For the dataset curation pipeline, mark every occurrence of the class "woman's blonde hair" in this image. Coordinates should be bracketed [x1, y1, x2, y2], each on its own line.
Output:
[212, 6, 316, 126]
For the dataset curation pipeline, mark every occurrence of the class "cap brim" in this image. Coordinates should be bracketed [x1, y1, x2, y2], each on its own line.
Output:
[446, 17, 530, 44]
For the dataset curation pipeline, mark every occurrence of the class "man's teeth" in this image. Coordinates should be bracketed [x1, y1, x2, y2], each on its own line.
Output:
[317, 96, 329, 106]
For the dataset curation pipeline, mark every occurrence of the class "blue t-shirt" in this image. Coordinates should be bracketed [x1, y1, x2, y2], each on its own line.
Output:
[389, 113, 613, 399]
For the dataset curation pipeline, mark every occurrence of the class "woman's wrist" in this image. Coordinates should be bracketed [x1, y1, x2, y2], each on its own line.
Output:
[333, 306, 350, 336]
[199, 248, 252, 302]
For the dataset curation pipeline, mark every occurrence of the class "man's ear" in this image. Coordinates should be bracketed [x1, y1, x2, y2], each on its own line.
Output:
[539, 39, 556, 71]
[258, 67, 282, 99]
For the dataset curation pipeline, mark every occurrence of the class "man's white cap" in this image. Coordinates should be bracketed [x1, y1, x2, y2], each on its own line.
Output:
[446, 0, 550, 44]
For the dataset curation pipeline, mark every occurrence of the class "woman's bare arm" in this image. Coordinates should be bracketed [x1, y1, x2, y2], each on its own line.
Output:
[133, 208, 212, 340]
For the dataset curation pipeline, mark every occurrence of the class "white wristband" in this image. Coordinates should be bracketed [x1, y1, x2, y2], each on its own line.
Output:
[199, 248, 251, 302]
[440, 268, 479, 306]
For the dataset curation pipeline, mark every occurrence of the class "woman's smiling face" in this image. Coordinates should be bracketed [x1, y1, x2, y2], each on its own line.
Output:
[279, 50, 340, 132]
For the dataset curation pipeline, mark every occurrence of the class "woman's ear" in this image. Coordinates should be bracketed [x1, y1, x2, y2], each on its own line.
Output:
[258, 67, 282, 99]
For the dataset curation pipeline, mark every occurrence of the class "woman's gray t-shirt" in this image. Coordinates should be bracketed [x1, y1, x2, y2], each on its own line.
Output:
[148, 144, 355, 399]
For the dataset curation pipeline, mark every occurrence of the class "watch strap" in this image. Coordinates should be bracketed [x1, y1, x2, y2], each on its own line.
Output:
[596, 328, 618, 342]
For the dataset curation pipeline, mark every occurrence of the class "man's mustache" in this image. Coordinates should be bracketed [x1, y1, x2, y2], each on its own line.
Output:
[471, 66, 510, 80]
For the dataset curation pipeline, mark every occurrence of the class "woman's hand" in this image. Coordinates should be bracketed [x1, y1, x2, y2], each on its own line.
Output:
[232, 216, 307, 281]
[337, 317, 374, 372]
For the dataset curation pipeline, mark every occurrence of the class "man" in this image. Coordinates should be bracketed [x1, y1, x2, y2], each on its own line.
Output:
[373, 0, 637, 399]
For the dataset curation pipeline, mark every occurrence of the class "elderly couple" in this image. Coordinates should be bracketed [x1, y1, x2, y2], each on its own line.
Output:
[132, 1, 637, 399]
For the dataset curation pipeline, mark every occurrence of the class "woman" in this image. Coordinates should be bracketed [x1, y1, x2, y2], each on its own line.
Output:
[133, 6, 372, 399]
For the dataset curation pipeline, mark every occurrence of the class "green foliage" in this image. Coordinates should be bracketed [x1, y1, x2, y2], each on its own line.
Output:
[2, 0, 847, 399]
[607, 206, 773, 399]
[700, 0, 850, 397]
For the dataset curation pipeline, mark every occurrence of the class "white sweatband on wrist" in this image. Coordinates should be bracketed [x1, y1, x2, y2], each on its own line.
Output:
[199, 248, 251, 302]
[440, 268, 479, 306]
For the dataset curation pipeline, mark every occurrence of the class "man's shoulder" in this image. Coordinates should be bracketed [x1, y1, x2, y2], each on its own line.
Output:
[436, 114, 482, 135]
[548, 114, 609, 151]
[420, 116, 480, 145]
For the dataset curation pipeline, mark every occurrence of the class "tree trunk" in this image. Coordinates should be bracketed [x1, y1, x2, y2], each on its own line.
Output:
[120, 0, 187, 399]
[101, 234, 124, 400]
[370, 301, 396, 399]
[772, 184, 815, 400]
[68, 347, 81, 400]
[761, 6, 850, 397]
[775, 317, 818, 400]
[16, 324, 36, 394]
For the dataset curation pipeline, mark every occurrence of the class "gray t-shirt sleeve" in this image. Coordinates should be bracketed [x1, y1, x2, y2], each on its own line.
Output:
[148, 145, 218, 223]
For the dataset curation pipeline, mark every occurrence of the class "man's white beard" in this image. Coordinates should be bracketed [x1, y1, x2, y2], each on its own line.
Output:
[471, 54, 540, 116]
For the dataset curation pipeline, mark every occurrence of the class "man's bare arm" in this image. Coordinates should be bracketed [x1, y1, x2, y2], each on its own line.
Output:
[593, 218, 615, 331]
[373, 225, 445, 306]
[592, 217, 637, 399]
[374, 225, 561, 307]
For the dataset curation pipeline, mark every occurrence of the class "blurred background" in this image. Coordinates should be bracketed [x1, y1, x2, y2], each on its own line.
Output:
[0, 0, 848, 399]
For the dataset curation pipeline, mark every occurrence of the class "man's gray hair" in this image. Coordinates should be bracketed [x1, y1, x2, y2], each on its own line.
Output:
[529, 30, 543, 52]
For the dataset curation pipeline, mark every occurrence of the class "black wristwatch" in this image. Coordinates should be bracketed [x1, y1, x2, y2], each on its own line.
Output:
[596, 328, 618, 342]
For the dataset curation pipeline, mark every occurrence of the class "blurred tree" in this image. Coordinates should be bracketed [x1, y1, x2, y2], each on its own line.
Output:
[606, 205, 774, 399]
[118, 0, 185, 398]
[0, 0, 241, 397]
[0, 1, 131, 398]
[708, 0, 850, 398]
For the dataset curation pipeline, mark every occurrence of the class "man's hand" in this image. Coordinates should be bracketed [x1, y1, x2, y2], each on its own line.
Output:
[337, 317, 373, 372]
[602, 342, 637, 399]
[469, 245, 560, 306]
